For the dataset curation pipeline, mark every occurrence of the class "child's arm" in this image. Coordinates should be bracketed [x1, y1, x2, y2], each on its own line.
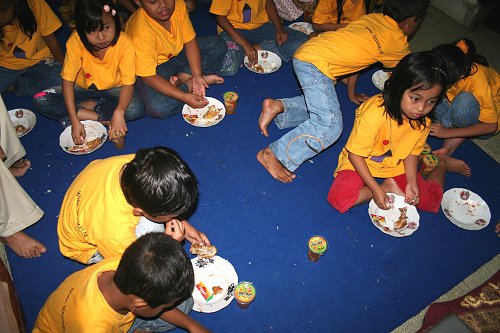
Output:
[215, 15, 258, 65]
[184, 38, 208, 96]
[62, 79, 86, 144]
[109, 84, 133, 139]
[265, 0, 288, 45]
[181, 220, 210, 246]
[140, 75, 207, 109]
[430, 121, 497, 139]
[346, 74, 369, 105]
[348, 151, 390, 209]
[402, 154, 420, 206]
[42, 33, 65, 64]
[159, 308, 210, 333]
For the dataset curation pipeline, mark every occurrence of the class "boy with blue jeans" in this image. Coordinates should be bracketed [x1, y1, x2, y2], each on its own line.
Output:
[126, 0, 226, 119]
[257, 0, 431, 183]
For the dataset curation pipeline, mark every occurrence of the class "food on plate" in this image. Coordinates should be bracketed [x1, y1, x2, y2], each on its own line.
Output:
[253, 64, 265, 73]
[203, 105, 220, 119]
[190, 243, 217, 258]
[15, 124, 28, 135]
[212, 286, 223, 295]
[66, 136, 102, 153]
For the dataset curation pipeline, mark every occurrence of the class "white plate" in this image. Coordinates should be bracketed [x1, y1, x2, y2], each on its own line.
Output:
[8, 109, 36, 137]
[59, 120, 107, 155]
[368, 193, 420, 237]
[191, 256, 238, 313]
[441, 188, 490, 231]
[182, 97, 225, 127]
[244, 50, 282, 74]
[372, 70, 390, 91]
[288, 22, 314, 35]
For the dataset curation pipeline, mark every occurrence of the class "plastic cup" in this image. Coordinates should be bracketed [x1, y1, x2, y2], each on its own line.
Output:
[223, 91, 239, 114]
[307, 235, 327, 262]
[234, 281, 256, 309]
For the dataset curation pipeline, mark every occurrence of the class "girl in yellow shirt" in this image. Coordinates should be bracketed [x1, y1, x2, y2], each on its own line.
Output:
[430, 38, 499, 157]
[328, 51, 470, 214]
[312, 0, 366, 33]
[0, 0, 64, 96]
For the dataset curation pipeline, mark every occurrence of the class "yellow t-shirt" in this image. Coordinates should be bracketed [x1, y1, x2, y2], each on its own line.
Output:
[335, 95, 430, 178]
[295, 13, 409, 80]
[210, 0, 269, 33]
[446, 63, 500, 133]
[0, 0, 62, 70]
[57, 155, 139, 264]
[61, 32, 136, 90]
[125, 0, 196, 77]
[312, 0, 366, 25]
[33, 259, 135, 333]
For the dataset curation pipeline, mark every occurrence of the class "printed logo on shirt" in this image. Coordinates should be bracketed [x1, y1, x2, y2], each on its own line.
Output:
[370, 149, 392, 162]
[13, 46, 26, 59]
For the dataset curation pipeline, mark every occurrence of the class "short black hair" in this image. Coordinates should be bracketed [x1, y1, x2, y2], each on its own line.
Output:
[382, 51, 448, 128]
[114, 233, 194, 308]
[382, 0, 430, 23]
[121, 146, 198, 217]
[75, 0, 121, 54]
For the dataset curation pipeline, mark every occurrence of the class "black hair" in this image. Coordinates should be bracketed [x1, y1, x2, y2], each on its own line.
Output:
[75, 0, 121, 54]
[0, 0, 36, 40]
[382, 51, 448, 128]
[382, 0, 430, 23]
[121, 146, 198, 218]
[336, 0, 344, 24]
[114, 233, 194, 308]
[432, 38, 489, 87]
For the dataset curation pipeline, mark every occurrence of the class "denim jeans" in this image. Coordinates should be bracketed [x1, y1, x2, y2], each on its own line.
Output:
[269, 59, 342, 172]
[0, 59, 62, 96]
[138, 36, 227, 119]
[127, 297, 194, 333]
[219, 22, 308, 76]
[433, 92, 480, 128]
[32, 84, 145, 124]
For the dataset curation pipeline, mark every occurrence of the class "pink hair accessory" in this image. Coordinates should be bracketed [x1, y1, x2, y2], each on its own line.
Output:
[103, 4, 116, 16]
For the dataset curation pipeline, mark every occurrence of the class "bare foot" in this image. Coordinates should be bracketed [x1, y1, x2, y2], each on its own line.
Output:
[169, 75, 181, 86]
[439, 155, 471, 177]
[380, 178, 405, 196]
[0, 232, 47, 258]
[258, 98, 284, 137]
[432, 147, 451, 156]
[203, 74, 224, 85]
[9, 159, 31, 177]
[257, 147, 296, 183]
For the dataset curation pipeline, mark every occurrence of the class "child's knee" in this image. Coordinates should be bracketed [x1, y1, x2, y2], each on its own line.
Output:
[417, 181, 443, 213]
[327, 181, 357, 213]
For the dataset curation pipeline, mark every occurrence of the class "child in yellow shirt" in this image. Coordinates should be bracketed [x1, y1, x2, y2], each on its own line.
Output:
[0, 0, 64, 96]
[257, 0, 430, 183]
[126, 0, 226, 119]
[33, 0, 144, 146]
[312, 0, 365, 32]
[34, 233, 209, 333]
[430, 38, 499, 158]
[328, 52, 470, 214]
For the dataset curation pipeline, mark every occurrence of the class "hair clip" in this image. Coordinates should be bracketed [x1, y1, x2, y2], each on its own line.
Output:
[455, 39, 469, 54]
[103, 4, 116, 16]
[431, 66, 448, 78]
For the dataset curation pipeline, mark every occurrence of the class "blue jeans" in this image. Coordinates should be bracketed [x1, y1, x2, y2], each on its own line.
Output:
[433, 92, 480, 128]
[32, 84, 145, 124]
[269, 59, 342, 172]
[138, 36, 227, 119]
[0, 59, 62, 96]
[219, 22, 308, 76]
[127, 297, 194, 333]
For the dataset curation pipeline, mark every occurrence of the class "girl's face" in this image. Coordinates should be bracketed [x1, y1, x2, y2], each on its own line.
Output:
[138, 0, 175, 25]
[86, 11, 116, 50]
[0, 0, 15, 28]
[400, 84, 442, 120]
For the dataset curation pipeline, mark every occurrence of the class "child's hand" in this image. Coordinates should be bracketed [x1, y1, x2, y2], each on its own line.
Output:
[405, 183, 419, 206]
[374, 189, 391, 210]
[109, 112, 127, 140]
[183, 220, 210, 247]
[348, 92, 369, 105]
[165, 219, 186, 242]
[243, 44, 258, 65]
[275, 30, 288, 45]
[429, 122, 448, 138]
[71, 121, 86, 145]
[186, 93, 208, 109]
[192, 75, 208, 96]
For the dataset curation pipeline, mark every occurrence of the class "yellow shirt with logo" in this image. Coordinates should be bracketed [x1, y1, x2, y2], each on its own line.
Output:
[312, 0, 366, 25]
[33, 258, 135, 333]
[57, 155, 139, 264]
[446, 63, 500, 133]
[210, 0, 270, 33]
[61, 32, 136, 90]
[125, 0, 195, 77]
[335, 95, 430, 178]
[0, 0, 62, 70]
[295, 13, 409, 80]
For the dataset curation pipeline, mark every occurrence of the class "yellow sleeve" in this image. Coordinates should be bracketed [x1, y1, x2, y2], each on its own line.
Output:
[118, 33, 136, 85]
[410, 120, 431, 156]
[31, 0, 62, 36]
[61, 33, 83, 82]
[210, 0, 233, 16]
[178, 0, 196, 43]
[312, 0, 336, 24]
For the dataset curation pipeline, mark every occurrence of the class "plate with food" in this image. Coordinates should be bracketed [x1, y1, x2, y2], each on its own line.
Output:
[368, 193, 420, 237]
[182, 97, 225, 127]
[244, 50, 282, 74]
[191, 255, 238, 313]
[288, 22, 314, 35]
[441, 188, 490, 231]
[372, 70, 391, 91]
[59, 120, 107, 155]
[8, 109, 36, 137]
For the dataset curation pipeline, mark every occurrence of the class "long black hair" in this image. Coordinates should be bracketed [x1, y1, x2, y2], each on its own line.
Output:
[382, 51, 448, 128]
[0, 0, 36, 40]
